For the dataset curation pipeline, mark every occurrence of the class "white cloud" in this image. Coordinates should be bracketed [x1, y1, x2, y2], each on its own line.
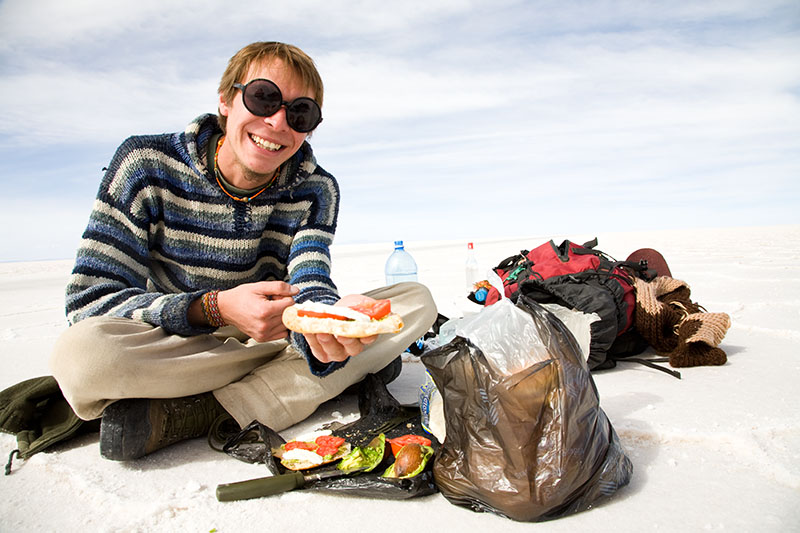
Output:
[0, 0, 798, 258]
[0, 0, 199, 47]
[0, 0, 486, 50]
[0, 63, 218, 145]
[2, 1, 798, 146]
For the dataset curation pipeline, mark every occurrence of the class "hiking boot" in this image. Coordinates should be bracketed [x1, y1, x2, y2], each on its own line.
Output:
[343, 356, 403, 395]
[99, 392, 228, 461]
[376, 355, 403, 385]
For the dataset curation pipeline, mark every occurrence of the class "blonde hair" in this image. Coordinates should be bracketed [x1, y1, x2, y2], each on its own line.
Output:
[217, 42, 323, 133]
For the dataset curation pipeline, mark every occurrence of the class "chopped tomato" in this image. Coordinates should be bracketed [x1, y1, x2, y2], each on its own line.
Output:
[388, 434, 432, 456]
[285, 440, 315, 451]
[314, 435, 345, 457]
[315, 435, 345, 448]
[297, 309, 352, 320]
[315, 445, 340, 457]
[349, 299, 392, 320]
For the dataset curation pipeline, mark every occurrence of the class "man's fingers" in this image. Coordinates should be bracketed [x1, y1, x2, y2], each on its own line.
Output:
[304, 330, 379, 363]
[317, 334, 352, 361]
[255, 281, 299, 299]
[305, 333, 350, 363]
[332, 336, 369, 357]
[335, 293, 375, 308]
[305, 333, 340, 363]
[304, 333, 325, 360]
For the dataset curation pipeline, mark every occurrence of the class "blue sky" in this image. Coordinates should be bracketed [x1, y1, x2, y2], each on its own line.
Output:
[1, 0, 798, 261]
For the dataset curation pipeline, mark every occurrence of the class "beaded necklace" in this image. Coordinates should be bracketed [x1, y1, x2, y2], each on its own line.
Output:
[213, 135, 279, 203]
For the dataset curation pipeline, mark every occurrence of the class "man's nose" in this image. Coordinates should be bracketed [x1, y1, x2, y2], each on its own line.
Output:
[263, 105, 290, 130]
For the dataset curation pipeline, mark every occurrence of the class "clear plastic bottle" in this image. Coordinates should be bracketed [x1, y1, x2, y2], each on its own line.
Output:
[385, 240, 418, 285]
[465, 242, 480, 292]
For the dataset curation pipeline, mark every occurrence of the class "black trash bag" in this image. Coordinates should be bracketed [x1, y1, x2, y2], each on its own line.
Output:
[220, 419, 285, 476]
[421, 294, 632, 522]
[220, 373, 438, 500]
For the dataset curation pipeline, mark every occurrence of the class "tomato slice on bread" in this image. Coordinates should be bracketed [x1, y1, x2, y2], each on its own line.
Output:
[285, 440, 315, 452]
[348, 299, 392, 320]
[315, 435, 345, 451]
[296, 299, 392, 321]
[276, 434, 352, 470]
[296, 309, 351, 320]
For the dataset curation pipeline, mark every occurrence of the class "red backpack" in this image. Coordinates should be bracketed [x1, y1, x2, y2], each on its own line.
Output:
[474, 239, 650, 371]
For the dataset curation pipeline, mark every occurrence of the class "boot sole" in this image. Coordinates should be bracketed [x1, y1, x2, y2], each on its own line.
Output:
[99, 399, 151, 461]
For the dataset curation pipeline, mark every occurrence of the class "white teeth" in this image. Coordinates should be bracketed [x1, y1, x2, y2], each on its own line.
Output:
[250, 134, 282, 151]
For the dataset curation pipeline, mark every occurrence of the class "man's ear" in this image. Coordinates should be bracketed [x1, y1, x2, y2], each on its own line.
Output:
[218, 93, 230, 117]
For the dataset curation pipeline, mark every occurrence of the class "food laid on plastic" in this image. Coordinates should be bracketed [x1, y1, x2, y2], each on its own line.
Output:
[382, 442, 434, 479]
[217, 433, 390, 501]
[216, 375, 440, 502]
[337, 433, 387, 473]
[334, 432, 434, 480]
[386, 434, 432, 456]
[272, 433, 351, 470]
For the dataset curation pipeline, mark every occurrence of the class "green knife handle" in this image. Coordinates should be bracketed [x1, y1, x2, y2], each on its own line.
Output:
[216, 471, 305, 501]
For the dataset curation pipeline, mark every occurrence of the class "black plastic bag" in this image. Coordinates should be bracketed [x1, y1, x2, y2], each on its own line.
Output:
[421, 294, 632, 521]
[219, 374, 438, 500]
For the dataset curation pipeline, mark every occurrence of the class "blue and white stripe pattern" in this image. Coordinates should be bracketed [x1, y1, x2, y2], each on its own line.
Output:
[65, 114, 342, 373]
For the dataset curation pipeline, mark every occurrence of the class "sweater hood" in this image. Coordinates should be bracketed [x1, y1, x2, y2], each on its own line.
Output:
[182, 113, 319, 195]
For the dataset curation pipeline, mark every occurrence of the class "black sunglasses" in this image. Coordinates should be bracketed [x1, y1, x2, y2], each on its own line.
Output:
[233, 78, 323, 133]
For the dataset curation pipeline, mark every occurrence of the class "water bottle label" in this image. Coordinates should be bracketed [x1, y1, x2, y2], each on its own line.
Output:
[386, 273, 418, 284]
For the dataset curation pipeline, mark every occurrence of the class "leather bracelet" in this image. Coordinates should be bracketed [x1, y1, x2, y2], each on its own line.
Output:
[202, 290, 227, 327]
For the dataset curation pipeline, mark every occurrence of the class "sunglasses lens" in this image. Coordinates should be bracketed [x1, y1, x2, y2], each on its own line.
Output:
[240, 79, 322, 133]
[243, 80, 282, 116]
[286, 98, 322, 133]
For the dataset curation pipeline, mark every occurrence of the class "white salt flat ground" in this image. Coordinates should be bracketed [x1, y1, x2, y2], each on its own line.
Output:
[1, 225, 798, 532]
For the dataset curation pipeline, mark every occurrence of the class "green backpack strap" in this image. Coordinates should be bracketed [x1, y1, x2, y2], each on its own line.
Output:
[0, 376, 95, 474]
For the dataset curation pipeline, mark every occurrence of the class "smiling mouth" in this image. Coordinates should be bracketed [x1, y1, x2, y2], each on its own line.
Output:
[250, 133, 283, 152]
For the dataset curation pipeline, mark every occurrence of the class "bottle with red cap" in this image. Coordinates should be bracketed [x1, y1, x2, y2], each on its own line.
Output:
[465, 242, 479, 293]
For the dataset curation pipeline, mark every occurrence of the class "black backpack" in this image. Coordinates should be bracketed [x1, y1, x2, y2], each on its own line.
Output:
[470, 239, 679, 377]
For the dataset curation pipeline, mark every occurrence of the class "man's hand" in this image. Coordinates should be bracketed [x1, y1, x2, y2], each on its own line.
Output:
[303, 294, 379, 363]
[189, 281, 299, 342]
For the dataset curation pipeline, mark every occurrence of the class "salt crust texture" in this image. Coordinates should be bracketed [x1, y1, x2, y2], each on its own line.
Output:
[1, 225, 798, 532]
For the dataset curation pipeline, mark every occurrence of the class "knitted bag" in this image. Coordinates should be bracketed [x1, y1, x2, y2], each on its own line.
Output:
[633, 277, 731, 367]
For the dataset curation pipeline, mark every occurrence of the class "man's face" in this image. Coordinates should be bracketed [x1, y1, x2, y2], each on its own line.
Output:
[217, 59, 315, 187]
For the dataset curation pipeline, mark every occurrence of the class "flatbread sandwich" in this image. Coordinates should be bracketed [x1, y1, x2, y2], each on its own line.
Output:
[282, 299, 403, 338]
[273, 433, 352, 470]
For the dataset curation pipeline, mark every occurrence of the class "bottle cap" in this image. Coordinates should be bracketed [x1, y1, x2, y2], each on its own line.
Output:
[394, 240, 404, 248]
[468, 242, 474, 250]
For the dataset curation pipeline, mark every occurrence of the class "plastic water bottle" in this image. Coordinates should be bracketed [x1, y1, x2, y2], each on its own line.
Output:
[385, 240, 418, 285]
[465, 242, 480, 292]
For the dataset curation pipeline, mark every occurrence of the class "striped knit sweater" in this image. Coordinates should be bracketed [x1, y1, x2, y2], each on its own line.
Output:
[66, 114, 344, 375]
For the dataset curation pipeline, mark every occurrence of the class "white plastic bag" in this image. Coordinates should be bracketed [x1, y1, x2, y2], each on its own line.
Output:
[455, 299, 551, 376]
[451, 269, 591, 375]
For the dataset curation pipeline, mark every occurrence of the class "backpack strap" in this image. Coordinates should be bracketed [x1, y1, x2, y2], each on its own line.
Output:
[582, 237, 599, 249]
[612, 356, 682, 379]
[495, 251, 529, 271]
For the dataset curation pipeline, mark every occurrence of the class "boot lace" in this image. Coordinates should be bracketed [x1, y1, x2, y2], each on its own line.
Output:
[157, 395, 223, 447]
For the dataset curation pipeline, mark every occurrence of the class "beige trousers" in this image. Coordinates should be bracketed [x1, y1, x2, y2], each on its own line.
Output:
[50, 282, 437, 432]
